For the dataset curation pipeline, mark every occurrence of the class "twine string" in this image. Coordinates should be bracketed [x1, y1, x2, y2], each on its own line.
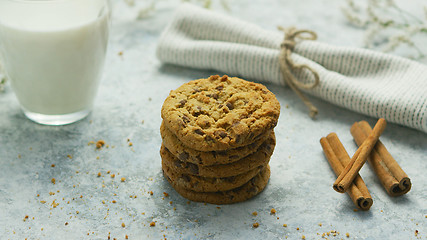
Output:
[278, 26, 320, 118]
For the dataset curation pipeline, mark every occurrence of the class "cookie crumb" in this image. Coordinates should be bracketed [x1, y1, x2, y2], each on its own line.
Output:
[51, 164, 55, 167]
[283, 224, 287, 227]
[150, 222, 156, 227]
[121, 177, 126, 182]
[220, 75, 228, 81]
[209, 75, 220, 80]
[346, 232, 350, 237]
[121, 223, 125, 228]
[301, 235, 305, 239]
[415, 230, 418, 236]
[51, 178, 56, 184]
[296, 227, 300, 231]
[163, 192, 169, 197]
[128, 142, 133, 147]
[67, 154, 72, 159]
[252, 211, 258, 216]
[111, 174, 115, 178]
[112, 200, 116, 203]
[270, 208, 276, 214]
[65, 222, 68, 226]
[51, 200, 59, 208]
[149, 191, 153, 195]
[318, 223, 322, 227]
[252, 222, 259, 228]
[40, 201, 46, 204]
[125, 235, 128, 239]
[97, 172, 101, 177]
[96, 140, 105, 149]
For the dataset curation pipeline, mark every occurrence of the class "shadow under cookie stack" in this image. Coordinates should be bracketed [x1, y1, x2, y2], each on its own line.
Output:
[160, 75, 281, 204]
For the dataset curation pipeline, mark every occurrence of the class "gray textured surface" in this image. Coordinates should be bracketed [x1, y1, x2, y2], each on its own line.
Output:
[0, 0, 426, 239]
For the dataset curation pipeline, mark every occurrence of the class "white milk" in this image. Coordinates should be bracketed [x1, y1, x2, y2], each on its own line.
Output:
[0, 0, 110, 115]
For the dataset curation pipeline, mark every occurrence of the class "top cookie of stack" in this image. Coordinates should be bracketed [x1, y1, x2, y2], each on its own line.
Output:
[161, 75, 281, 152]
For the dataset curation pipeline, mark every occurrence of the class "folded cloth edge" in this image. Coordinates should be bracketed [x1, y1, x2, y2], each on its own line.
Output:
[156, 3, 427, 133]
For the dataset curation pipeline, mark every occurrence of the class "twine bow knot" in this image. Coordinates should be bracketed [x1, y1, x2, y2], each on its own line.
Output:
[278, 26, 320, 118]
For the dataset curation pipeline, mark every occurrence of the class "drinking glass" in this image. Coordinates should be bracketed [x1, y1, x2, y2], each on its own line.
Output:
[0, 0, 111, 125]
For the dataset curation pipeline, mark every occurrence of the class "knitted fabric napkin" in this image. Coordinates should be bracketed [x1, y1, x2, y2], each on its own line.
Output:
[156, 3, 427, 133]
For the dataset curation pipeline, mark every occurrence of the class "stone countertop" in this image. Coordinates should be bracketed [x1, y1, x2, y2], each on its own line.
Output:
[0, 0, 426, 239]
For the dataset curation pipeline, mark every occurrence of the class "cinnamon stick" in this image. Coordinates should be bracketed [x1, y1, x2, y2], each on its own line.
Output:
[333, 118, 387, 193]
[350, 121, 411, 196]
[320, 133, 373, 210]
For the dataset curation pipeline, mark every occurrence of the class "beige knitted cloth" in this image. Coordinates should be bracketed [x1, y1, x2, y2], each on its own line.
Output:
[156, 3, 427, 133]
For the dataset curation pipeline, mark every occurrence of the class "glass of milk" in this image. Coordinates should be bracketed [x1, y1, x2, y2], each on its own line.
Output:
[0, 0, 111, 125]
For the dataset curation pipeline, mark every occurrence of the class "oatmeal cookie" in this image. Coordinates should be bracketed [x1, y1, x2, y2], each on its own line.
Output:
[160, 131, 275, 178]
[164, 165, 270, 204]
[161, 121, 272, 166]
[161, 75, 280, 151]
[162, 159, 264, 192]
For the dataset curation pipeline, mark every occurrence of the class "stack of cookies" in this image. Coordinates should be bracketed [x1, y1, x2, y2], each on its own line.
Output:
[160, 75, 280, 204]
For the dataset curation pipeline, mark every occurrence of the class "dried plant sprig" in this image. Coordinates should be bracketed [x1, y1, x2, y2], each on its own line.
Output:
[182, 0, 228, 9]
[136, 1, 156, 20]
[342, 0, 427, 60]
[0, 61, 6, 92]
[123, 0, 230, 20]
[0, 78, 5, 91]
[123, 0, 135, 7]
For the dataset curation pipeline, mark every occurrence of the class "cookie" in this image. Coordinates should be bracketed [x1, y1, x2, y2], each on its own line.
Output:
[162, 158, 264, 192]
[161, 75, 281, 151]
[160, 131, 275, 178]
[164, 165, 270, 205]
[161, 121, 272, 166]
